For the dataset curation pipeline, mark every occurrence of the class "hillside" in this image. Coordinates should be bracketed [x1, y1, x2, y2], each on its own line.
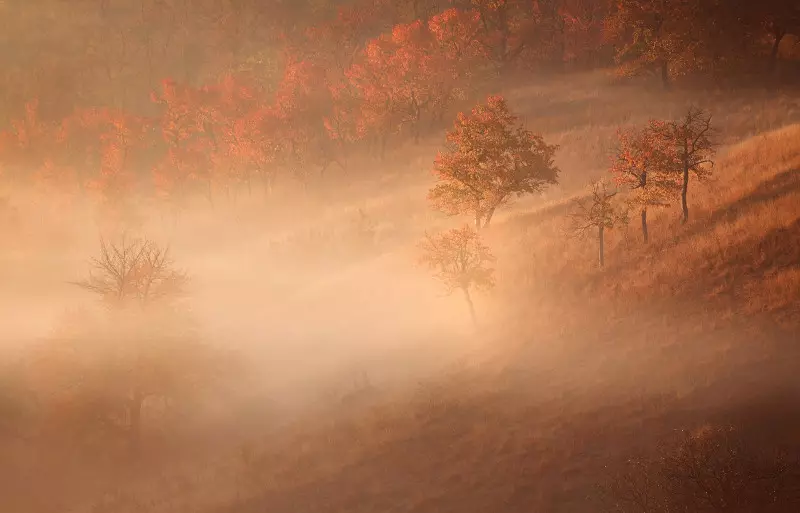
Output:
[3, 1, 800, 510]
[201, 124, 800, 513]
[40, 113, 800, 513]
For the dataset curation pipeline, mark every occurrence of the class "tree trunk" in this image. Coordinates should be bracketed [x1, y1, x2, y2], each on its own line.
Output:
[128, 390, 144, 454]
[483, 207, 496, 229]
[598, 225, 605, 268]
[206, 179, 214, 209]
[379, 133, 388, 161]
[262, 171, 274, 198]
[681, 160, 690, 224]
[461, 286, 477, 327]
[769, 29, 786, 74]
[474, 211, 482, 231]
[660, 60, 670, 90]
[641, 207, 648, 243]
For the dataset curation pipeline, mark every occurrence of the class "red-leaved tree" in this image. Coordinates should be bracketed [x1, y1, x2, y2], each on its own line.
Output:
[429, 95, 559, 230]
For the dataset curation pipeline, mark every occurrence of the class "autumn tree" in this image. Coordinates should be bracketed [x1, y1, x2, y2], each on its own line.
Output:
[418, 225, 495, 326]
[611, 124, 679, 242]
[741, 1, 800, 75]
[346, 32, 412, 157]
[1, 101, 57, 186]
[273, 57, 345, 185]
[650, 107, 716, 224]
[58, 107, 151, 227]
[429, 95, 559, 230]
[604, 0, 701, 88]
[460, 0, 535, 71]
[427, 8, 486, 119]
[569, 180, 628, 268]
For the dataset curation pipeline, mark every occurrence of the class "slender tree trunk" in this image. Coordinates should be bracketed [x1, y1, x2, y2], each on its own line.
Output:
[474, 211, 482, 231]
[379, 133, 387, 161]
[681, 159, 690, 224]
[598, 225, 605, 267]
[262, 171, 274, 198]
[641, 207, 648, 243]
[461, 286, 477, 327]
[769, 29, 786, 74]
[660, 60, 670, 90]
[483, 207, 496, 229]
[128, 390, 144, 454]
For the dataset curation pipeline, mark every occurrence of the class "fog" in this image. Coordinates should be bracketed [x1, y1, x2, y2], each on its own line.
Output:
[2, 1, 799, 511]
[0, 181, 483, 430]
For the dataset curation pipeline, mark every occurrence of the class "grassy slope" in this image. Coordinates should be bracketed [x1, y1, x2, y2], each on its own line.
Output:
[199, 95, 800, 512]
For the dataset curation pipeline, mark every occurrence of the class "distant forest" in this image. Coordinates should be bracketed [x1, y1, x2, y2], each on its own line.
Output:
[0, 0, 797, 213]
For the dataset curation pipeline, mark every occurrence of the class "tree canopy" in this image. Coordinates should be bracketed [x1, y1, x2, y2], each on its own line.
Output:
[428, 95, 559, 230]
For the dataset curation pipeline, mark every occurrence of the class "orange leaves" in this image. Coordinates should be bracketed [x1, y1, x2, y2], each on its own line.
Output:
[611, 125, 679, 210]
[429, 95, 559, 229]
[345, 8, 491, 143]
[428, 8, 484, 71]
[611, 108, 716, 226]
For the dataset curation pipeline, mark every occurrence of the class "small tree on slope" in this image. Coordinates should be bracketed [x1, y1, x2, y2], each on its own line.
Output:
[569, 180, 629, 268]
[418, 225, 495, 326]
[651, 107, 717, 224]
[611, 125, 680, 243]
[428, 95, 559, 231]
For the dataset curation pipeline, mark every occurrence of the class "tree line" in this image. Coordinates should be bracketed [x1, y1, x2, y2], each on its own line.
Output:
[0, 0, 794, 223]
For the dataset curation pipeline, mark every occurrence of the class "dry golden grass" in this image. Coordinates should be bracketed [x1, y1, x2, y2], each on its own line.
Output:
[580, 123, 800, 323]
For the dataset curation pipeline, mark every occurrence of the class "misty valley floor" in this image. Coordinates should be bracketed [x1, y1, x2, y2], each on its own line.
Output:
[200, 295, 800, 513]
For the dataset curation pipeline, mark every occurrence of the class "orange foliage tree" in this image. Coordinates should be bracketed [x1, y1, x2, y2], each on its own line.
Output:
[151, 79, 219, 205]
[58, 108, 151, 225]
[611, 124, 680, 242]
[429, 95, 559, 230]
[604, 0, 702, 89]
[648, 108, 716, 224]
[272, 57, 344, 185]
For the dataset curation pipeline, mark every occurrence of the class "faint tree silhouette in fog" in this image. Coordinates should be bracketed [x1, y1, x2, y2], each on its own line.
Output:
[428, 95, 559, 231]
[569, 180, 628, 268]
[34, 236, 218, 453]
[599, 425, 800, 513]
[418, 225, 495, 326]
[74, 235, 186, 307]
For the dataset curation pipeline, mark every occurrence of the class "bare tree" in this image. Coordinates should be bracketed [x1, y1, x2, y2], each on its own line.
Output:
[569, 180, 629, 268]
[418, 225, 495, 326]
[74, 235, 186, 307]
[59, 235, 198, 451]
